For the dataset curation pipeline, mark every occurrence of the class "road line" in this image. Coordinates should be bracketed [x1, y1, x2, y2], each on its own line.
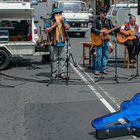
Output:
[71, 63, 137, 139]
[71, 63, 116, 113]
[78, 65, 120, 109]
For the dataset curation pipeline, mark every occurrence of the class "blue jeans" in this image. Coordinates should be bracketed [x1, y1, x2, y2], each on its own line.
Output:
[95, 41, 109, 72]
[91, 46, 96, 69]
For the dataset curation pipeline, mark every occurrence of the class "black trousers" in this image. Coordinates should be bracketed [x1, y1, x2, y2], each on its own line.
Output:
[124, 38, 140, 60]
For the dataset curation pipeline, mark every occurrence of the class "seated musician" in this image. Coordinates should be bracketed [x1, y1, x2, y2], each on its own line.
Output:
[91, 7, 118, 75]
[119, 14, 140, 63]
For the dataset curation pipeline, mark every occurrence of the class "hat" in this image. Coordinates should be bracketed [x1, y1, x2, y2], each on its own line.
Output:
[99, 7, 107, 14]
[51, 8, 63, 15]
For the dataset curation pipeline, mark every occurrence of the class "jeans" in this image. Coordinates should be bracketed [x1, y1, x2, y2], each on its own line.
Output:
[50, 46, 67, 76]
[95, 41, 109, 72]
[91, 46, 96, 69]
[124, 38, 140, 60]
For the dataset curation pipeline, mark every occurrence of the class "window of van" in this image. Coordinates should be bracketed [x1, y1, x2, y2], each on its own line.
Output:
[0, 20, 31, 41]
[112, 8, 118, 16]
[59, 2, 87, 12]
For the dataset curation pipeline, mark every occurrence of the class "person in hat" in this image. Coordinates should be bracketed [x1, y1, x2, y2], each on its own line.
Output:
[44, 8, 70, 79]
[91, 7, 118, 75]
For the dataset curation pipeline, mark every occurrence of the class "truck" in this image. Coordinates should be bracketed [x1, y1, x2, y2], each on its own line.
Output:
[52, 0, 91, 37]
[0, 1, 49, 70]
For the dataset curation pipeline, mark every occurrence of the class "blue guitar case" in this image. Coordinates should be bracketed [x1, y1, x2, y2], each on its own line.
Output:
[91, 93, 140, 139]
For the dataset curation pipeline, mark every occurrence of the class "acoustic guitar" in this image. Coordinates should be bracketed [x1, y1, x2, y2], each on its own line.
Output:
[117, 29, 136, 44]
[91, 26, 119, 46]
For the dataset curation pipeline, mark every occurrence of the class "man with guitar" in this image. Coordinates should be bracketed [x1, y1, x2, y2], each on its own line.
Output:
[118, 14, 140, 63]
[91, 7, 119, 75]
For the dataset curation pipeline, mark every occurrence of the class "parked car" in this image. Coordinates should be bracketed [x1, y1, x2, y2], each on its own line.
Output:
[31, 0, 38, 5]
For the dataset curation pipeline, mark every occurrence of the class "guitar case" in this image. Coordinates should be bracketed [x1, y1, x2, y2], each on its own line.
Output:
[91, 93, 140, 139]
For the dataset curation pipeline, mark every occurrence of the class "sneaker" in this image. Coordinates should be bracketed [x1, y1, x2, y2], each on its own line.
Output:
[130, 59, 136, 64]
[51, 73, 57, 80]
[95, 71, 100, 75]
[103, 70, 108, 75]
[58, 74, 69, 80]
[105, 67, 109, 72]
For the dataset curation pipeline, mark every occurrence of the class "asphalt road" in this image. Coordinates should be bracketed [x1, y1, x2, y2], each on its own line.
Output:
[0, 2, 140, 140]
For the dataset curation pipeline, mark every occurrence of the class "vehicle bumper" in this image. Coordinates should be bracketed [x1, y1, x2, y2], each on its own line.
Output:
[67, 28, 89, 32]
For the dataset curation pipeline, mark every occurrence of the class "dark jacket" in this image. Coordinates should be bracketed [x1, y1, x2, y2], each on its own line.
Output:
[91, 16, 114, 35]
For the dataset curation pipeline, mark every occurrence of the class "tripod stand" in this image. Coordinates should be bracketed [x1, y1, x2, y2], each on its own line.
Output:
[46, 25, 80, 86]
[128, 45, 140, 81]
[46, 40, 79, 86]
[95, 25, 127, 83]
[64, 36, 79, 85]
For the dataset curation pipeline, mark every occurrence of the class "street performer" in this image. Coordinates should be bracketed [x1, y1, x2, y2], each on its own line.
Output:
[91, 7, 119, 75]
[44, 8, 70, 79]
[118, 14, 140, 63]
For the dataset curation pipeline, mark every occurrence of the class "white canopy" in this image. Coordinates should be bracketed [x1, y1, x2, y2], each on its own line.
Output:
[0, 2, 33, 19]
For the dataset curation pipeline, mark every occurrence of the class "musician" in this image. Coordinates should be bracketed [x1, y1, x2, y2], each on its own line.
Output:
[91, 7, 115, 75]
[44, 8, 70, 79]
[120, 14, 140, 63]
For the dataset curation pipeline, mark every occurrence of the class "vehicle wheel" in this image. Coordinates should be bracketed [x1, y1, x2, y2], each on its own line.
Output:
[42, 54, 50, 64]
[0, 49, 10, 70]
[80, 32, 86, 37]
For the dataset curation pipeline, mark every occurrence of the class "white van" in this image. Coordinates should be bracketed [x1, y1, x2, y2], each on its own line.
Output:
[0, 1, 49, 70]
[107, 3, 138, 25]
[53, 0, 91, 37]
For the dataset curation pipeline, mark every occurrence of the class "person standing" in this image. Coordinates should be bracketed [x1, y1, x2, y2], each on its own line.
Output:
[44, 8, 70, 79]
[91, 7, 115, 75]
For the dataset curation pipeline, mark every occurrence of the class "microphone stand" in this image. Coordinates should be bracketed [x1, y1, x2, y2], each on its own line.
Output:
[128, 43, 140, 81]
[46, 16, 80, 86]
[63, 22, 81, 85]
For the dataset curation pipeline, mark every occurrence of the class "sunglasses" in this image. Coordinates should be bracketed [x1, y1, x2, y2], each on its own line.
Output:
[101, 12, 107, 15]
[54, 12, 61, 14]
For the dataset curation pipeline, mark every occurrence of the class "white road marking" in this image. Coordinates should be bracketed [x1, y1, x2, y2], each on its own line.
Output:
[71, 63, 116, 113]
[71, 63, 137, 139]
[78, 65, 120, 109]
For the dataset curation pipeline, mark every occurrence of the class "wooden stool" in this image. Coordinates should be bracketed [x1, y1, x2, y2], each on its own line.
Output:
[81, 42, 92, 66]
[124, 46, 134, 68]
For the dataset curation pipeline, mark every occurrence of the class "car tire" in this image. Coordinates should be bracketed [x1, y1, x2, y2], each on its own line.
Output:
[0, 49, 10, 70]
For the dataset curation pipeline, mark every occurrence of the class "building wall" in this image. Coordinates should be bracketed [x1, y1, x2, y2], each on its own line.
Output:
[89, 0, 111, 15]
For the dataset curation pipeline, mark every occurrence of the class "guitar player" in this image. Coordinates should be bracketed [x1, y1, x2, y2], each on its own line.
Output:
[120, 14, 140, 63]
[91, 7, 119, 75]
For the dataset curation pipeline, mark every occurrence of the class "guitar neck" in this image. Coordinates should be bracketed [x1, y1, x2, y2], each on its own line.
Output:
[108, 27, 118, 34]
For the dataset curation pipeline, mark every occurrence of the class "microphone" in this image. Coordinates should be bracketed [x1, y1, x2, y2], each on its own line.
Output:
[106, 15, 112, 20]
[40, 16, 46, 20]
